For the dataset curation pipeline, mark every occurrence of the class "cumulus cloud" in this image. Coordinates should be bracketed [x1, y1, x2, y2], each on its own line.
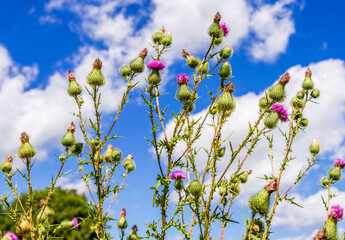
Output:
[56, 174, 91, 195]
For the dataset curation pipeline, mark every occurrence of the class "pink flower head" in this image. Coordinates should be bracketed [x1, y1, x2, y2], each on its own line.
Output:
[72, 217, 78, 229]
[171, 170, 186, 180]
[177, 73, 189, 85]
[68, 70, 76, 81]
[147, 60, 165, 70]
[219, 22, 229, 37]
[328, 205, 343, 222]
[3, 232, 18, 240]
[271, 104, 288, 122]
[334, 159, 345, 169]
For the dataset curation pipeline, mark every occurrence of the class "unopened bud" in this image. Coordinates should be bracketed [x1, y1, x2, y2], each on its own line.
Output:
[309, 139, 320, 155]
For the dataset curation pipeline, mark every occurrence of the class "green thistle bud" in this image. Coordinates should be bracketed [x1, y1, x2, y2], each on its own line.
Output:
[129, 48, 148, 73]
[268, 83, 285, 102]
[183, 101, 195, 113]
[220, 46, 233, 59]
[59, 154, 65, 161]
[210, 105, 218, 115]
[264, 112, 279, 129]
[120, 65, 132, 77]
[188, 180, 203, 197]
[177, 84, 193, 102]
[250, 218, 265, 235]
[208, 13, 223, 38]
[1, 156, 13, 174]
[248, 179, 277, 217]
[259, 97, 270, 109]
[293, 108, 302, 120]
[296, 90, 305, 99]
[123, 154, 135, 172]
[309, 138, 320, 155]
[87, 58, 105, 87]
[37, 200, 55, 222]
[215, 81, 236, 113]
[198, 60, 209, 75]
[229, 183, 240, 195]
[162, 32, 172, 47]
[117, 209, 128, 229]
[94, 151, 104, 164]
[239, 170, 252, 183]
[218, 61, 231, 80]
[38, 226, 48, 235]
[61, 122, 76, 148]
[61, 220, 73, 229]
[148, 69, 161, 85]
[300, 118, 308, 127]
[20, 216, 31, 234]
[219, 186, 228, 196]
[291, 98, 304, 109]
[311, 89, 320, 98]
[321, 177, 330, 187]
[17, 132, 36, 159]
[184, 124, 194, 136]
[111, 148, 122, 163]
[78, 97, 84, 106]
[151, 27, 165, 44]
[329, 167, 342, 181]
[68, 80, 83, 97]
[302, 68, 314, 90]
[182, 49, 200, 69]
[104, 145, 113, 162]
[174, 178, 184, 191]
[70, 143, 83, 155]
[218, 147, 225, 157]
[324, 218, 337, 240]
[128, 225, 140, 240]
[213, 36, 223, 45]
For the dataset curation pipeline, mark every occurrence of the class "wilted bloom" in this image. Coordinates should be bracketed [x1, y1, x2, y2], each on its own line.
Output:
[219, 22, 229, 37]
[72, 217, 78, 229]
[2, 232, 18, 240]
[177, 74, 189, 85]
[147, 60, 165, 70]
[328, 205, 343, 222]
[171, 170, 186, 180]
[271, 104, 288, 122]
[334, 159, 345, 169]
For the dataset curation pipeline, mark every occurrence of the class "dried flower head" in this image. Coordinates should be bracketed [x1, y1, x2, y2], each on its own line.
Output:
[67, 122, 76, 133]
[334, 159, 345, 169]
[306, 68, 312, 77]
[93, 58, 102, 69]
[214, 12, 221, 22]
[139, 48, 148, 58]
[72, 217, 79, 229]
[147, 60, 165, 70]
[219, 22, 229, 37]
[182, 49, 191, 58]
[313, 228, 327, 240]
[328, 205, 343, 222]
[177, 73, 189, 85]
[278, 72, 290, 86]
[224, 81, 235, 93]
[171, 170, 186, 180]
[3, 231, 18, 240]
[20, 132, 30, 143]
[264, 178, 278, 193]
[68, 70, 76, 81]
[271, 104, 288, 122]
[120, 208, 127, 217]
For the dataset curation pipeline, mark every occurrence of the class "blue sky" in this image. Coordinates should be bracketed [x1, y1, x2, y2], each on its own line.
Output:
[1, 0, 345, 239]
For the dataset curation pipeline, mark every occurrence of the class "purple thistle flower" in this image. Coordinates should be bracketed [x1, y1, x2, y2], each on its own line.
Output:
[334, 159, 345, 169]
[147, 60, 165, 70]
[219, 22, 229, 37]
[271, 104, 289, 122]
[177, 73, 189, 85]
[72, 217, 79, 229]
[3, 232, 18, 240]
[171, 170, 186, 180]
[328, 205, 343, 222]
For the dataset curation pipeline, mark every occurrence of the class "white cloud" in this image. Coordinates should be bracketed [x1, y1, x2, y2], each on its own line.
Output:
[39, 15, 62, 25]
[56, 174, 91, 195]
[248, 0, 295, 62]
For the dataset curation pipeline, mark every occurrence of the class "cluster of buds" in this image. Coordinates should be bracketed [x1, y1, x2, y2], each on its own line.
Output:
[208, 12, 230, 45]
[321, 159, 345, 187]
[151, 26, 172, 47]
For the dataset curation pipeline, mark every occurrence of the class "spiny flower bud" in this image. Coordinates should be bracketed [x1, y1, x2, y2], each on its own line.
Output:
[36, 201, 55, 222]
[208, 12, 223, 38]
[259, 96, 270, 109]
[329, 159, 345, 181]
[70, 143, 83, 156]
[67, 70, 83, 97]
[162, 32, 172, 47]
[296, 90, 305, 99]
[268, 73, 290, 102]
[218, 61, 231, 80]
[78, 97, 84, 105]
[321, 177, 330, 187]
[117, 209, 128, 229]
[188, 180, 203, 197]
[300, 118, 308, 127]
[61, 122, 76, 148]
[264, 112, 279, 129]
[291, 97, 304, 109]
[219, 185, 228, 197]
[103, 145, 113, 162]
[123, 154, 135, 173]
[218, 147, 225, 157]
[313, 228, 327, 240]
[311, 89, 320, 98]
[19, 216, 31, 234]
[1, 156, 13, 174]
[198, 60, 209, 75]
[60, 218, 78, 230]
[239, 170, 252, 183]
[302, 68, 314, 90]
[17, 132, 36, 159]
[177, 84, 193, 102]
[148, 69, 161, 85]
[213, 36, 223, 46]
[87, 58, 105, 87]
[171, 170, 186, 191]
[129, 48, 148, 73]
[309, 138, 320, 155]
[120, 65, 132, 78]
[214, 82, 236, 113]
[250, 218, 265, 236]
[248, 179, 277, 217]
[220, 46, 233, 59]
[93, 151, 104, 163]
[128, 225, 140, 240]
[151, 26, 165, 44]
[111, 148, 122, 163]
[182, 49, 200, 69]
[325, 205, 343, 240]
[230, 183, 240, 195]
